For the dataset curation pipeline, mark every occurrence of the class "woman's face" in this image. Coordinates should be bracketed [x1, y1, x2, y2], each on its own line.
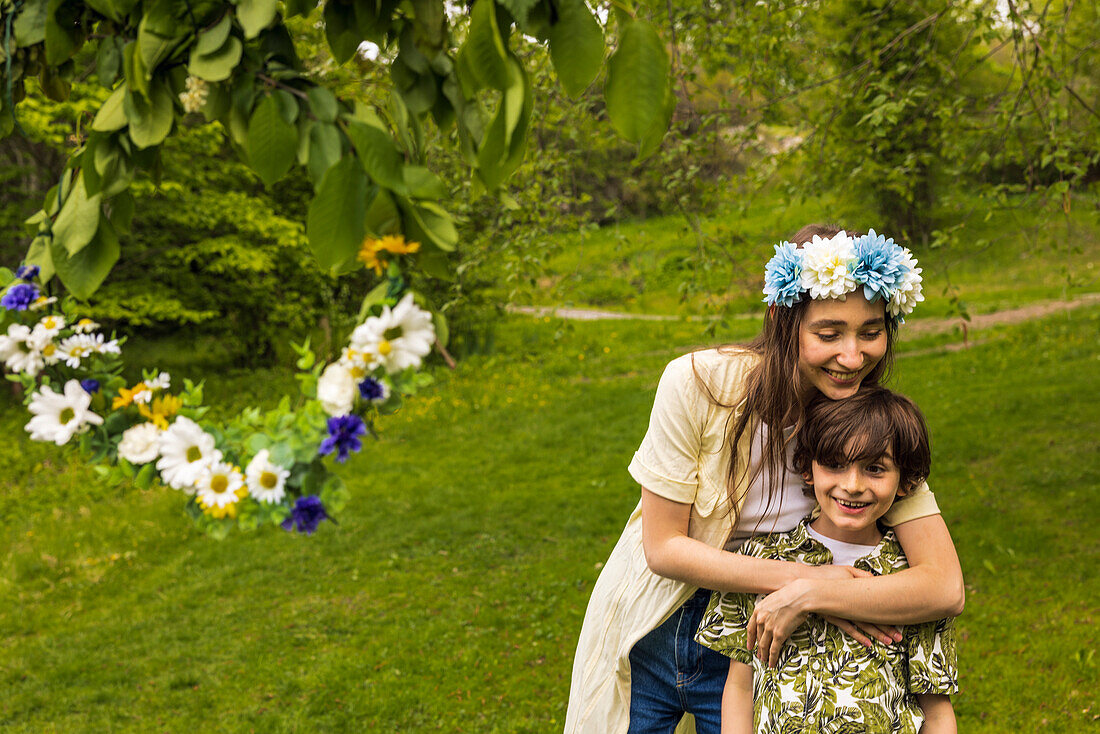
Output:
[797, 294, 888, 401]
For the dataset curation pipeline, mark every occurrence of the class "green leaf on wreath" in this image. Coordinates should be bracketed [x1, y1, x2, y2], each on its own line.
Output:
[195, 14, 232, 55]
[13, 0, 48, 47]
[306, 156, 368, 270]
[50, 215, 120, 299]
[248, 94, 298, 186]
[548, 0, 605, 97]
[307, 121, 342, 185]
[52, 176, 102, 256]
[323, 0, 360, 65]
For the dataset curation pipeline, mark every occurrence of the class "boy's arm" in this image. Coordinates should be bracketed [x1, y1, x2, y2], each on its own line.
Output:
[916, 694, 956, 733]
[722, 661, 754, 734]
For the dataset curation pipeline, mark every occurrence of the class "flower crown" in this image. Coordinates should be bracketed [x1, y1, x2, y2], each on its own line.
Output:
[762, 229, 923, 319]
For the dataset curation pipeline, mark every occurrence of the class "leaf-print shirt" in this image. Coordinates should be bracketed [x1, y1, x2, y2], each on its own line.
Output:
[695, 518, 959, 734]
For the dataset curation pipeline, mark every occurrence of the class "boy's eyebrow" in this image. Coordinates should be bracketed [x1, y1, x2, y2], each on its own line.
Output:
[806, 317, 886, 329]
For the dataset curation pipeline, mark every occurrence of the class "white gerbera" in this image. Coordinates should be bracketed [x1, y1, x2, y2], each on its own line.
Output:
[145, 371, 171, 390]
[195, 460, 246, 511]
[156, 416, 222, 492]
[1, 324, 45, 376]
[887, 249, 924, 318]
[72, 318, 100, 334]
[245, 449, 290, 504]
[24, 380, 104, 446]
[117, 422, 162, 464]
[800, 231, 857, 300]
[349, 293, 435, 373]
[317, 362, 357, 416]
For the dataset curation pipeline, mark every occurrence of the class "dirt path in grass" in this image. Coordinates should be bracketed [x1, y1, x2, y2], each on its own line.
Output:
[509, 293, 1100, 334]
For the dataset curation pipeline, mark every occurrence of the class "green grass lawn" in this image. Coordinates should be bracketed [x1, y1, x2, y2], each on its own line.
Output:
[2, 299, 1098, 731]
[516, 191, 1100, 320]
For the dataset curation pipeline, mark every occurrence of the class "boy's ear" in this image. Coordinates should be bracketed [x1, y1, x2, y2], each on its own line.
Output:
[895, 480, 913, 497]
[802, 472, 814, 486]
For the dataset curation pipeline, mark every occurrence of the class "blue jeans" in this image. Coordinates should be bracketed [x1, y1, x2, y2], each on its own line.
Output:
[628, 588, 729, 734]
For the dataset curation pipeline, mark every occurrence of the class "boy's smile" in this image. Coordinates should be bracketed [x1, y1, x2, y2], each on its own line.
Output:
[808, 448, 903, 547]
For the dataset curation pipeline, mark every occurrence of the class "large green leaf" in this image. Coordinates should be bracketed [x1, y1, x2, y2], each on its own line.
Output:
[604, 20, 671, 146]
[323, 0, 360, 65]
[548, 0, 605, 97]
[307, 86, 339, 123]
[124, 78, 174, 148]
[195, 14, 232, 55]
[307, 121, 342, 185]
[345, 120, 405, 191]
[45, 0, 80, 66]
[52, 176, 102, 256]
[306, 157, 368, 271]
[13, 0, 47, 46]
[24, 235, 56, 284]
[497, 0, 540, 26]
[237, 0, 278, 39]
[92, 86, 128, 132]
[476, 58, 531, 190]
[463, 0, 510, 90]
[50, 216, 120, 299]
[247, 94, 299, 186]
[400, 198, 457, 251]
[188, 36, 243, 82]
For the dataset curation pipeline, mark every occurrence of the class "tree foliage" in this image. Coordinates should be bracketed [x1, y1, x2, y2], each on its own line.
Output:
[0, 0, 676, 304]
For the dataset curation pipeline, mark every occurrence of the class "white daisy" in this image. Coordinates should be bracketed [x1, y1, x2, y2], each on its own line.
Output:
[131, 387, 153, 405]
[117, 422, 162, 464]
[57, 334, 99, 368]
[90, 333, 121, 355]
[72, 318, 100, 334]
[145, 371, 171, 391]
[34, 314, 66, 338]
[195, 460, 246, 511]
[29, 295, 57, 311]
[887, 249, 924, 318]
[317, 362, 357, 417]
[24, 379, 104, 446]
[349, 293, 435, 373]
[338, 347, 375, 379]
[245, 449, 290, 504]
[156, 416, 222, 492]
[800, 231, 857, 301]
[1, 324, 45, 376]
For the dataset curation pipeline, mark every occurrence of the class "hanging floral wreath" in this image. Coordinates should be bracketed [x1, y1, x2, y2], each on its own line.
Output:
[0, 239, 436, 538]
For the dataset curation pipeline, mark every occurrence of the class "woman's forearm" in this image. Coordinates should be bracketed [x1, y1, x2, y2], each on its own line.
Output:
[804, 514, 965, 624]
[640, 488, 827, 595]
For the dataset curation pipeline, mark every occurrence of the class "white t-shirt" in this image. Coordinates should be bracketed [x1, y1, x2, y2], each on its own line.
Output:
[807, 525, 879, 566]
[726, 423, 816, 550]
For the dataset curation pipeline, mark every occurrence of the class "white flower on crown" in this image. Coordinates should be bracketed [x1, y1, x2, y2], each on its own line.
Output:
[887, 248, 925, 318]
[195, 461, 246, 511]
[146, 372, 171, 391]
[34, 314, 66, 339]
[24, 380, 104, 446]
[245, 449, 290, 504]
[800, 231, 856, 300]
[156, 417, 222, 492]
[349, 293, 435, 374]
[117, 422, 163, 464]
[72, 318, 100, 334]
[317, 362, 358, 417]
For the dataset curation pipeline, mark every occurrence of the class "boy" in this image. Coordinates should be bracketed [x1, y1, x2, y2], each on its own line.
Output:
[696, 386, 958, 733]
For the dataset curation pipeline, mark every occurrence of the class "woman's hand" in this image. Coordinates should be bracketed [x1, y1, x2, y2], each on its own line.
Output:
[745, 578, 813, 668]
[805, 565, 902, 647]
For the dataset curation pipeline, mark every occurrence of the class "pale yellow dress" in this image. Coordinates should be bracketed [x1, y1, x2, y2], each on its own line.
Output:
[563, 348, 941, 734]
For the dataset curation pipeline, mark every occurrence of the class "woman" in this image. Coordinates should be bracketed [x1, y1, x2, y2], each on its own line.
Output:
[564, 225, 964, 734]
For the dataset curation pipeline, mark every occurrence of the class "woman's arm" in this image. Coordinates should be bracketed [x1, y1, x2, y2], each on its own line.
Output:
[722, 661, 754, 734]
[745, 515, 964, 666]
[915, 695, 957, 733]
[639, 488, 860, 595]
[808, 514, 965, 622]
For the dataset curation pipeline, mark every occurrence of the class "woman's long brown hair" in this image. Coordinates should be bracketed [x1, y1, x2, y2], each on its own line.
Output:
[695, 224, 899, 532]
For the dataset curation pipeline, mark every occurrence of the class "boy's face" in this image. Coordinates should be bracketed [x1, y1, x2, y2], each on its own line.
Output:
[808, 446, 903, 546]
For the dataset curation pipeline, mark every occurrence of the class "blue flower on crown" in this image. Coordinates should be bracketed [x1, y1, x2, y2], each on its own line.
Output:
[851, 229, 906, 303]
[762, 242, 804, 307]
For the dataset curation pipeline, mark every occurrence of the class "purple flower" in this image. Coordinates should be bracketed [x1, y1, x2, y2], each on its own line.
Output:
[281, 495, 329, 534]
[1, 283, 39, 311]
[80, 379, 101, 394]
[358, 377, 388, 402]
[16, 265, 40, 280]
[318, 414, 366, 463]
